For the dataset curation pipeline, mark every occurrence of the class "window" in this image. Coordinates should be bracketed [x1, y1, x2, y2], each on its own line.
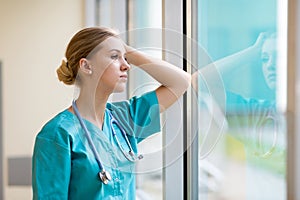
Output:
[127, 1, 163, 199]
[193, 0, 288, 199]
[86, 0, 293, 199]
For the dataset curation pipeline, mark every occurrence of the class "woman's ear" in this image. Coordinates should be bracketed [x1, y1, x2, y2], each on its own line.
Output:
[79, 58, 93, 75]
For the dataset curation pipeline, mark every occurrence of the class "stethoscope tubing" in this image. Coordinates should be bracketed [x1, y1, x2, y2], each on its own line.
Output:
[109, 112, 135, 154]
[108, 112, 143, 161]
[72, 100, 141, 168]
[72, 100, 105, 171]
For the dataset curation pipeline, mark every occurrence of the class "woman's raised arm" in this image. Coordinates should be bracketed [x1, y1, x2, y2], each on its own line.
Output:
[125, 46, 191, 112]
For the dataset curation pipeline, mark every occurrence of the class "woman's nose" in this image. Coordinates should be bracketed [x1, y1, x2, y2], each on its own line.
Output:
[120, 57, 130, 71]
[267, 56, 276, 70]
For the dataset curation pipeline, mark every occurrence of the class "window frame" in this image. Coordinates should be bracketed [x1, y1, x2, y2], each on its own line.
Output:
[287, 0, 300, 199]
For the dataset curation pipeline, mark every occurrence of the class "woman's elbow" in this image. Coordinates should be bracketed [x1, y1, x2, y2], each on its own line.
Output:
[182, 72, 191, 92]
[175, 72, 191, 96]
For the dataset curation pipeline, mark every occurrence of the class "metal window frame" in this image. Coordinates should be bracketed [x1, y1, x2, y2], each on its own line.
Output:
[287, 0, 300, 199]
[0, 62, 3, 200]
[186, 0, 199, 199]
[162, 0, 185, 199]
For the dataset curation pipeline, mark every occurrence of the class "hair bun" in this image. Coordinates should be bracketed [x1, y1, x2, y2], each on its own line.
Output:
[56, 27, 118, 86]
[56, 59, 76, 85]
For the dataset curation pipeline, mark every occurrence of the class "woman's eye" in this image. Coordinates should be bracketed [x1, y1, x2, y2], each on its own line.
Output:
[261, 54, 269, 63]
[111, 54, 119, 60]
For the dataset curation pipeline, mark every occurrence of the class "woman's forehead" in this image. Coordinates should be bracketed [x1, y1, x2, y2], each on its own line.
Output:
[99, 37, 125, 53]
[87, 37, 125, 58]
[262, 38, 276, 52]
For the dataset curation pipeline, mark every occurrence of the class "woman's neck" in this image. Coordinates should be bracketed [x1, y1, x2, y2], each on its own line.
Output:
[73, 90, 110, 129]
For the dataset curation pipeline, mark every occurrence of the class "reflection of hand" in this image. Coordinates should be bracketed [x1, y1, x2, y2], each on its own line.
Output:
[247, 32, 270, 60]
[252, 32, 269, 51]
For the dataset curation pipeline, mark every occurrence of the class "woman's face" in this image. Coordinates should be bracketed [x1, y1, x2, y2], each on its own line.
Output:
[88, 37, 130, 93]
[261, 37, 277, 90]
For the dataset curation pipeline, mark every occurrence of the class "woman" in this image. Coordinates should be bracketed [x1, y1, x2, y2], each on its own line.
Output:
[32, 27, 190, 199]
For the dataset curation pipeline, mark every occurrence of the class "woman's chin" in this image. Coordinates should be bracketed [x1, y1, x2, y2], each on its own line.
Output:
[113, 87, 126, 93]
[267, 82, 276, 91]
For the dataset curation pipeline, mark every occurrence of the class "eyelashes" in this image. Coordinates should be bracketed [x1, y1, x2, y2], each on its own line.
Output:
[110, 54, 129, 64]
[111, 54, 119, 60]
[261, 55, 269, 63]
[261, 52, 270, 64]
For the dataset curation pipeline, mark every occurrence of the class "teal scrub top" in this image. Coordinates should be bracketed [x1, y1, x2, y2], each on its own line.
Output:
[32, 91, 161, 200]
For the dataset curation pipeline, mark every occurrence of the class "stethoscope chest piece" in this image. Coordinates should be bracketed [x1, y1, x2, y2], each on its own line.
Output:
[99, 169, 112, 184]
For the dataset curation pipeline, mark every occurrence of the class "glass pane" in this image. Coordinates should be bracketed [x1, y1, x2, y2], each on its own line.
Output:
[194, 0, 287, 199]
[127, 1, 163, 200]
[96, 0, 163, 199]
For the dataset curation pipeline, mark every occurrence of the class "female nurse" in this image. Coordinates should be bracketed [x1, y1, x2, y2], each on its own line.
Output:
[32, 27, 191, 199]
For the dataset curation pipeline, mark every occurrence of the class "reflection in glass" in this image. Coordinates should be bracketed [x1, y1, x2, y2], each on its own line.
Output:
[194, 0, 286, 199]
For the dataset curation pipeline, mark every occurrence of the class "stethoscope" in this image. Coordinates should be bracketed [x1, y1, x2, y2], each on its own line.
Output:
[254, 111, 278, 158]
[72, 100, 143, 184]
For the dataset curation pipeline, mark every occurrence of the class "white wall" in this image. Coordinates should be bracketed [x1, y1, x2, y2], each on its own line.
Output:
[0, 0, 84, 199]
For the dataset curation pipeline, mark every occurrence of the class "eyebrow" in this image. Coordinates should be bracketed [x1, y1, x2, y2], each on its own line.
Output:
[109, 49, 122, 53]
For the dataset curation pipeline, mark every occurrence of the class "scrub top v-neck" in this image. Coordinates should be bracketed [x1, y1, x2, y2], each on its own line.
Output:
[32, 90, 161, 200]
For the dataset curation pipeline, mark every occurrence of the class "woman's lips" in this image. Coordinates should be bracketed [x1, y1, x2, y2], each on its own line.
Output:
[120, 74, 128, 80]
[267, 73, 276, 80]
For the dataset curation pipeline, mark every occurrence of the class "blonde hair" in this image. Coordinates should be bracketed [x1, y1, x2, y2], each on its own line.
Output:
[56, 27, 118, 85]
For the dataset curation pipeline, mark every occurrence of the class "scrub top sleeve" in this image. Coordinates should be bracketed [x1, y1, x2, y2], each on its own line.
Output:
[32, 135, 71, 199]
[128, 90, 161, 142]
[108, 90, 161, 142]
[225, 90, 274, 143]
[225, 91, 250, 114]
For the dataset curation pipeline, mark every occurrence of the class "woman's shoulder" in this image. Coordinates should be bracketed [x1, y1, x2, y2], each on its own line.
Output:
[226, 90, 275, 114]
[106, 90, 160, 133]
[36, 109, 77, 143]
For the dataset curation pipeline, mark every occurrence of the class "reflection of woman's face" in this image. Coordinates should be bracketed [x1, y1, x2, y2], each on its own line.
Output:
[261, 37, 277, 90]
